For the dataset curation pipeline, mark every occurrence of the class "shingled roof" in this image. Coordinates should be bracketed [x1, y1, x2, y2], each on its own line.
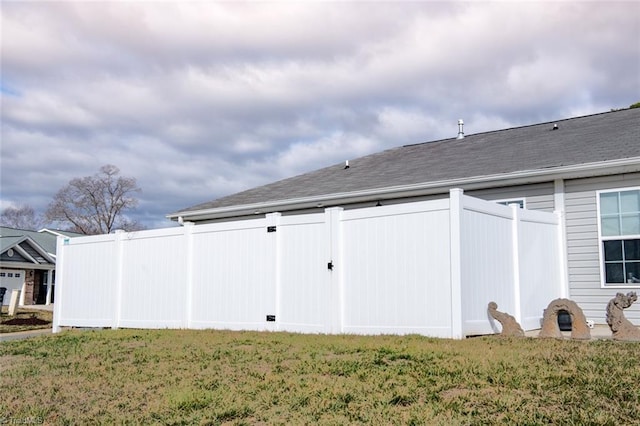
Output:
[0, 227, 82, 256]
[170, 108, 640, 220]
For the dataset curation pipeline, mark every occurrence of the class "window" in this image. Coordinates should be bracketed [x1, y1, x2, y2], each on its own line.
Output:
[15, 273, 20, 278]
[598, 188, 640, 286]
[0, 273, 5, 277]
[495, 199, 525, 209]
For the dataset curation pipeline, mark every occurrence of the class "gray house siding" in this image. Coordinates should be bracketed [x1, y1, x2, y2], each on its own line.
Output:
[468, 182, 555, 212]
[336, 183, 556, 214]
[564, 172, 640, 324]
[197, 183, 556, 223]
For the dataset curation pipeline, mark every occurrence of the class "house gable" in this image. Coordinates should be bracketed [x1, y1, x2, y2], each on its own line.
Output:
[0, 235, 56, 268]
[0, 246, 30, 263]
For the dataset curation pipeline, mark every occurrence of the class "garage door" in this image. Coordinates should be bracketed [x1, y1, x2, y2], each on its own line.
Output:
[0, 269, 25, 305]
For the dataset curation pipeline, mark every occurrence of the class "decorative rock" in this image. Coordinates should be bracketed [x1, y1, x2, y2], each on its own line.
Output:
[606, 292, 640, 341]
[487, 302, 524, 337]
[539, 298, 591, 340]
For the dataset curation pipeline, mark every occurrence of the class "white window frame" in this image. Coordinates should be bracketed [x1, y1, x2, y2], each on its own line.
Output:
[494, 198, 526, 209]
[596, 186, 640, 288]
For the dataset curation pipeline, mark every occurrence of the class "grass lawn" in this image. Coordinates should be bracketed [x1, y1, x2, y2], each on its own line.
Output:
[0, 307, 52, 333]
[1, 329, 639, 425]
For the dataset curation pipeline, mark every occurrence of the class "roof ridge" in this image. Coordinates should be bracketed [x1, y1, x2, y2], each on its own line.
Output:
[0, 226, 41, 233]
[402, 108, 633, 148]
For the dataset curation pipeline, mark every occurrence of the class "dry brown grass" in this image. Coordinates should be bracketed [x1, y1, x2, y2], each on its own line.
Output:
[1, 329, 639, 424]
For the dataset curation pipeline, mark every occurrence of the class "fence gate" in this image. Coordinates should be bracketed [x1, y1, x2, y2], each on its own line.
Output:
[276, 212, 335, 333]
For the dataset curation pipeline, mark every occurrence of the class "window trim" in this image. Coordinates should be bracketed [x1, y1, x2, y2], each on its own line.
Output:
[597, 186, 640, 288]
[494, 198, 526, 209]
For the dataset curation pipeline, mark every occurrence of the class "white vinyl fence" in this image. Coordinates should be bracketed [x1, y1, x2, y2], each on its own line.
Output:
[53, 189, 565, 338]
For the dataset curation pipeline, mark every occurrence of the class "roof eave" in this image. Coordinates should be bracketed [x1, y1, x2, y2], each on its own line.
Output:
[0, 261, 56, 270]
[168, 157, 640, 222]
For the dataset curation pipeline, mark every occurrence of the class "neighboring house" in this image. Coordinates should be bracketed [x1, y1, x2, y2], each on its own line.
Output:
[168, 108, 640, 323]
[0, 227, 81, 306]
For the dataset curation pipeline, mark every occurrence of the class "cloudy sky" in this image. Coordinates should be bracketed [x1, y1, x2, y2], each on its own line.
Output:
[1, 1, 639, 229]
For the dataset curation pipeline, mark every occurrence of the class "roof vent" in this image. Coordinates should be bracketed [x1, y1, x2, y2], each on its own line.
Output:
[344, 160, 350, 169]
[552, 123, 558, 130]
[457, 119, 464, 139]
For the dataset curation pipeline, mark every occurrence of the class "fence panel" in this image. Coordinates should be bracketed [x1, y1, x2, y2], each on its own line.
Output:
[189, 218, 275, 331]
[460, 196, 516, 335]
[459, 196, 562, 335]
[341, 200, 454, 337]
[118, 228, 187, 329]
[55, 235, 117, 328]
[517, 209, 562, 330]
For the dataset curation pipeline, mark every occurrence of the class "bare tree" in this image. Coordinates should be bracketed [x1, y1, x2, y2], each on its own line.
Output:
[0, 204, 45, 230]
[45, 165, 143, 235]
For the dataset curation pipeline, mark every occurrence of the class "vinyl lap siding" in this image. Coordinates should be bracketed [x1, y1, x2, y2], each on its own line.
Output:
[565, 173, 640, 324]
[468, 182, 555, 212]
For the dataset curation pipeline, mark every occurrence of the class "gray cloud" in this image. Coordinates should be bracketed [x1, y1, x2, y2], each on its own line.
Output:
[1, 2, 638, 229]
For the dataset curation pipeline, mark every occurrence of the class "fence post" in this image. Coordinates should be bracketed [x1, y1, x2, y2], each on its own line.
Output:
[183, 222, 195, 329]
[554, 178, 570, 298]
[449, 188, 463, 339]
[326, 207, 344, 334]
[52, 236, 66, 333]
[266, 212, 281, 332]
[112, 230, 125, 330]
[554, 210, 569, 299]
[510, 204, 522, 324]
[45, 270, 53, 305]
